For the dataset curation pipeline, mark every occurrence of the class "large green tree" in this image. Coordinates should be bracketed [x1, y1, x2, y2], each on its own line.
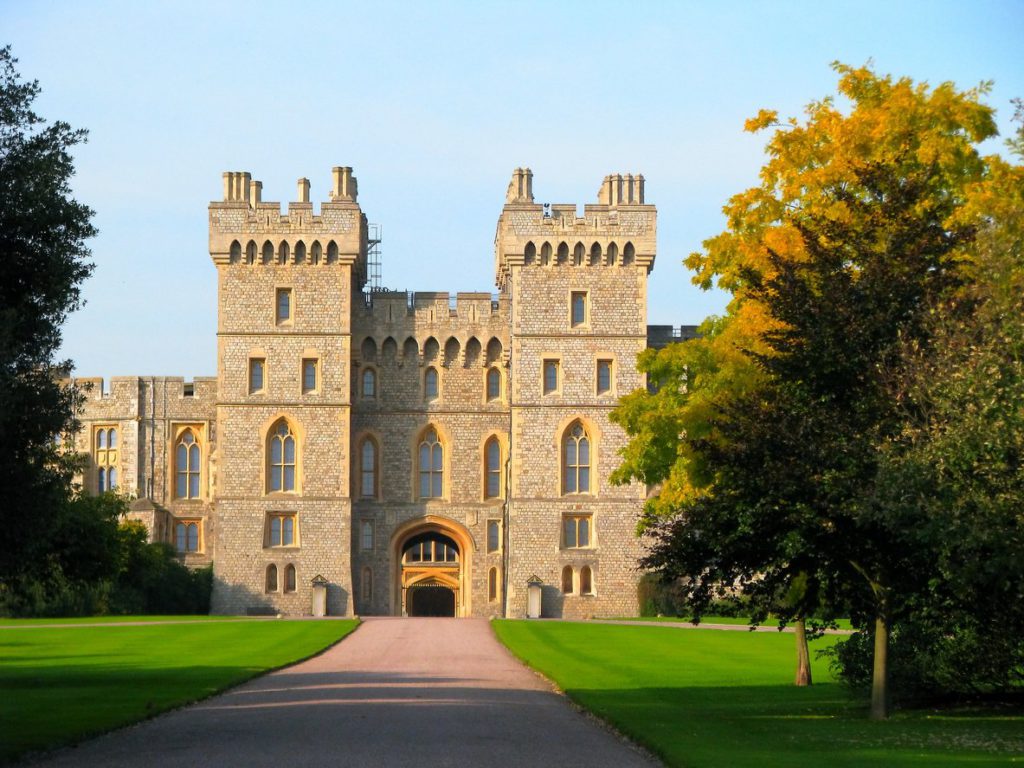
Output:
[0, 46, 95, 585]
[613, 64, 1005, 718]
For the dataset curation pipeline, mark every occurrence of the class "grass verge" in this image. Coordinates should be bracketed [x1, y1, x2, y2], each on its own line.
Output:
[0, 618, 358, 762]
[493, 620, 1023, 768]
[0, 614, 238, 626]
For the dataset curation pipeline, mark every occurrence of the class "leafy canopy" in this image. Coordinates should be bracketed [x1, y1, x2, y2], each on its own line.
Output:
[0, 46, 96, 583]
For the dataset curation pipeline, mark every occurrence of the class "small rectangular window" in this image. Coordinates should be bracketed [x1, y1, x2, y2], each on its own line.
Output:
[267, 513, 297, 547]
[487, 520, 501, 553]
[563, 514, 592, 548]
[302, 358, 318, 394]
[249, 358, 265, 394]
[276, 288, 292, 324]
[175, 520, 202, 553]
[597, 359, 612, 395]
[543, 359, 559, 395]
[360, 519, 374, 551]
[570, 291, 587, 327]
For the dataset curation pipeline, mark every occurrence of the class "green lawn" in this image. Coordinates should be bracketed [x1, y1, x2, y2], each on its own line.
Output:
[0, 614, 238, 626]
[0, 618, 358, 762]
[493, 621, 1023, 767]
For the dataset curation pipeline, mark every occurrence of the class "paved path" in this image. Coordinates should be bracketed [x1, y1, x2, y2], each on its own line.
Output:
[27, 618, 657, 768]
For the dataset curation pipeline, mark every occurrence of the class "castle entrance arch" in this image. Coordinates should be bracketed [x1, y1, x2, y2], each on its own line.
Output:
[391, 516, 474, 617]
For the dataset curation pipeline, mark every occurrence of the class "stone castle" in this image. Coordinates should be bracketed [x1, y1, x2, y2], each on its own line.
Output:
[71, 166, 680, 618]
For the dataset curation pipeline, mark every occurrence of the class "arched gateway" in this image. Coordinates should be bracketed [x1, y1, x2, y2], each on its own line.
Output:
[390, 516, 474, 617]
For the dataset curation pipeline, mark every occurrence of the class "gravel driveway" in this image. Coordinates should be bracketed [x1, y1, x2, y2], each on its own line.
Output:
[27, 617, 657, 767]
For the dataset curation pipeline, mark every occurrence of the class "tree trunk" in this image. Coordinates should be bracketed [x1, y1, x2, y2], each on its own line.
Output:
[870, 613, 890, 720]
[794, 618, 812, 686]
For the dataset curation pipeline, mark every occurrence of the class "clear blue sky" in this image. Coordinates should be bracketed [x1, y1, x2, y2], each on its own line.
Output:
[6, 0, 1023, 377]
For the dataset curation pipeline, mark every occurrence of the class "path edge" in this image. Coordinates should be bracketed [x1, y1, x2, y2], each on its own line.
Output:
[488, 619, 665, 767]
[15, 619, 363, 767]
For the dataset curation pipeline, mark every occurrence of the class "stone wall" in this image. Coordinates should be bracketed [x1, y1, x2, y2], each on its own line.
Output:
[74, 167, 658, 619]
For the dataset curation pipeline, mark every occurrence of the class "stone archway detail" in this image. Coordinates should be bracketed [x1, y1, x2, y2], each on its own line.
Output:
[390, 515, 475, 617]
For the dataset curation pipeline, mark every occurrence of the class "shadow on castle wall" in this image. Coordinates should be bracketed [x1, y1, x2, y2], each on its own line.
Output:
[210, 577, 351, 617]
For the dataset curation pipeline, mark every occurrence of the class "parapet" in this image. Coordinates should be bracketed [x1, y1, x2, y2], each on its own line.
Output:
[209, 167, 368, 272]
[493, 168, 657, 288]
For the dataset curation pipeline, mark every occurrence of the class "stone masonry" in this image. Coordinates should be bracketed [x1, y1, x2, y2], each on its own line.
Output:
[73, 166, 670, 618]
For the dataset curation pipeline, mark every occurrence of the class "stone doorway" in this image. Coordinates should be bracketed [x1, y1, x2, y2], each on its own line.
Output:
[391, 516, 474, 617]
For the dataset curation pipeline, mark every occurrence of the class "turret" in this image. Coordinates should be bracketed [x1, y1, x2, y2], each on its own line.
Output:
[493, 168, 656, 290]
[208, 167, 367, 287]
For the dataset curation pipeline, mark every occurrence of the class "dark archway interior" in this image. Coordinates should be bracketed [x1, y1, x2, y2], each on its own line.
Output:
[407, 586, 455, 617]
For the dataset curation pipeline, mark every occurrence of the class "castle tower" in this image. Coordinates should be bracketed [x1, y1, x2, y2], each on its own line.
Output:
[495, 169, 655, 617]
[208, 168, 367, 615]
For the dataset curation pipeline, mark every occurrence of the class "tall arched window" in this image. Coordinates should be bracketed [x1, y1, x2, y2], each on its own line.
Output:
[486, 367, 501, 402]
[268, 420, 297, 493]
[488, 567, 499, 602]
[563, 421, 591, 494]
[359, 437, 378, 499]
[562, 565, 574, 594]
[362, 566, 373, 604]
[484, 437, 501, 499]
[580, 565, 594, 595]
[95, 426, 118, 493]
[424, 367, 439, 401]
[175, 429, 201, 499]
[418, 427, 443, 499]
[284, 564, 297, 593]
[266, 564, 278, 593]
[362, 368, 376, 399]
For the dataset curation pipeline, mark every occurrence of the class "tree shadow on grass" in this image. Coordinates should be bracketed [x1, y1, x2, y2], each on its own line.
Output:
[558, 684, 1024, 768]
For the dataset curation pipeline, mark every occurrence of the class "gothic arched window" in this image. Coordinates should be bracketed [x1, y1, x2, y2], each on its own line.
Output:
[175, 429, 201, 499]
[418, 427, 443, 499]
[563, 421, 591, 494]
[268, 420, 297, 493]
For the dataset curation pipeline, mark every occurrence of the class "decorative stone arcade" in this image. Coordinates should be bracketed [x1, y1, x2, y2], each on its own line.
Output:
[391, 516, 474, 617]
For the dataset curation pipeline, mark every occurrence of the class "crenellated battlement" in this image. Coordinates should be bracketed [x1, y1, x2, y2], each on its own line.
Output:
[493, 168, 657, 288]
[69, 376, 218, 402]
[352, 291, 510, 367]
[209, 167, 367, 275]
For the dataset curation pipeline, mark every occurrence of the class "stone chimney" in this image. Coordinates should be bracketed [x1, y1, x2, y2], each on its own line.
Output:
[331, 166, 358, 201]
[297, 178, 310, 203]
[505, 167, 534, 203]
[597, 173, 644, 206]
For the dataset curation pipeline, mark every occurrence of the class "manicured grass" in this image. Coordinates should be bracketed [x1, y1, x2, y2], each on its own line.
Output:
[612, 615, 855, 630]
[0, 618, 358, 761]
[0, 614, 238, 626]
[493, 621, 1023, 767]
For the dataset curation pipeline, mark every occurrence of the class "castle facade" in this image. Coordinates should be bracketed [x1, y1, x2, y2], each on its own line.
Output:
[72, 167, 665, 618]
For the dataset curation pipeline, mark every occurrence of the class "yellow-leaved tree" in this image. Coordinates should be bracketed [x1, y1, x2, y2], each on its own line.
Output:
[612, 63, 1002, 715]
